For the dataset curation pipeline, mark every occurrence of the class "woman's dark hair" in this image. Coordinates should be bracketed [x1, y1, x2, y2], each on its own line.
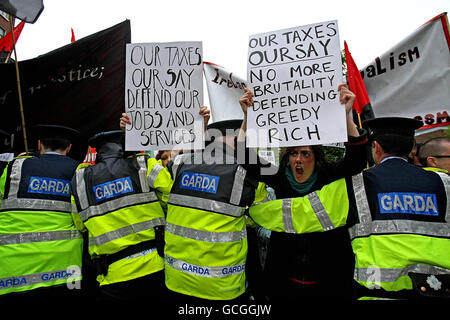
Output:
[280, 145, 326, 170]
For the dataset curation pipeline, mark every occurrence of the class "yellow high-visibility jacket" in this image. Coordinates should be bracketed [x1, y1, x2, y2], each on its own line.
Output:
[0, 156, 82, 295]
[71, 154, 165, 286]
[147, 146, 267, 300]
[249, 162, 449, 298]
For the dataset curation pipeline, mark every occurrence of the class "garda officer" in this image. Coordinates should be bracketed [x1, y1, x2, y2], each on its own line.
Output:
[70, 130, 166, 300]
[0, 125, 83, 298]
[146, 119, 268, 301]
[249, 117, 449, 300]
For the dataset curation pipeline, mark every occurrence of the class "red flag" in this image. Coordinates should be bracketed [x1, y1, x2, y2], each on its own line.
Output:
[344, 41, 371, 114]
[0, 21, 25, 52]
[71, 28, 76, 43]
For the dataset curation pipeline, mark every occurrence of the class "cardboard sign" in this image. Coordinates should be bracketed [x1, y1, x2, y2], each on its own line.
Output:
[247, 20, 346, 148]
[203, 62, 246, 123]
[125, 42, 204, 151]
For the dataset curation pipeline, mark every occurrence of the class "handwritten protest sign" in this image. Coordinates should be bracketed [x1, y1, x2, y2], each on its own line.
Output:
[203, 62, 246, 123]
[247, 20, 346, 148]
[125, 42, 204, 151]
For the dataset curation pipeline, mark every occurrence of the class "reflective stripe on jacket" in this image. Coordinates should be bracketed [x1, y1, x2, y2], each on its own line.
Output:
[0, 157, 82, 295]
[249, 171, 450, 296]
[150, 147, 263, 300]
[350, 172, 450, 293]
[71, 154, 165, 286]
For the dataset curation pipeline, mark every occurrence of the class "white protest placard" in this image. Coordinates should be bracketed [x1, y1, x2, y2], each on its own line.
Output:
[203, 62, 246, 123]
[257, 149, 277, 165]
[247, 20, 346, 148]
[125, 42, 204, 151]
[361, 13, 450, 130]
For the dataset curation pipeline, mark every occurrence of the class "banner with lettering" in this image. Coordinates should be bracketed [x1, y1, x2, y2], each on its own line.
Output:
[246, 20, 346, 148]
[125, 42, 204, 151]
[203, 62, 246, 123]
[361, 13, 450, 129]
[0, 20, 131, 161]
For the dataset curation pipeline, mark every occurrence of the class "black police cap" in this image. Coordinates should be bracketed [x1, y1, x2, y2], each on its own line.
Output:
[88, 130, 124, 148]
[33, 124, 80, 142]
[362, 117, 422, 139]
[207, 119, 243, 136]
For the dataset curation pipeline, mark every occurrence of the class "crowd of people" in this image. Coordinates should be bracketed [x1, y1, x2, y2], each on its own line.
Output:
[0, 82, 448, 303]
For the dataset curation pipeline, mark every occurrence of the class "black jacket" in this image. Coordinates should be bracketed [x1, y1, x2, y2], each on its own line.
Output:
[5, 154, 79, 202]
[259, 133, 368, 300]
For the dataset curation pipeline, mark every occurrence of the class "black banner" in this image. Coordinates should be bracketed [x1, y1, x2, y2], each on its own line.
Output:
[0, 20, 131, 161]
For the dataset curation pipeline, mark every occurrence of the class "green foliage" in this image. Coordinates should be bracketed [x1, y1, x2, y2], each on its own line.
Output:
[444, 126, 450, 138]
[323, 146, 345, 164]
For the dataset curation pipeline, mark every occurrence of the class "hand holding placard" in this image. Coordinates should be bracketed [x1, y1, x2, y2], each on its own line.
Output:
[125, 42, 204, 151]
[247, 20, 347, 148]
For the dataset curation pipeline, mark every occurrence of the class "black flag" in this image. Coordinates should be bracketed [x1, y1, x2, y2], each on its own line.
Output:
[0, 20, 131, 161]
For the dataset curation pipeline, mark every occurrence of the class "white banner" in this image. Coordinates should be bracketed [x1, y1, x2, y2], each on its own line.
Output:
[362, 13, 450, 129]
[125, 42, 204, 151]
[203, 62, 246, 123]
[246, 20, 346, 148]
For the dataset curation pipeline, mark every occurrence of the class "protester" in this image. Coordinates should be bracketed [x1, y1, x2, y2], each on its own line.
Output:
[0, 125, 84, 299]
[249, 117, 449, 300]
[418, 137, 450, 173]
[156, 149, 179, 167]
[238, 84, 369, 300]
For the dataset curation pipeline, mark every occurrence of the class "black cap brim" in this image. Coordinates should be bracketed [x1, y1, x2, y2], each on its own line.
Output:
[33, 125, 80, 142]
[362, 117, 422, 138]
[207, 119, 243, 136]
[88, 130, 124, 148]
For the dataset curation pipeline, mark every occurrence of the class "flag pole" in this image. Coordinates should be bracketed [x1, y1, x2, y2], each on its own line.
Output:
[4, 50, 12, 63]
[9, 18, 29, 155]
[346, 74, 363, 129]
[357, 112, 362, 129]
